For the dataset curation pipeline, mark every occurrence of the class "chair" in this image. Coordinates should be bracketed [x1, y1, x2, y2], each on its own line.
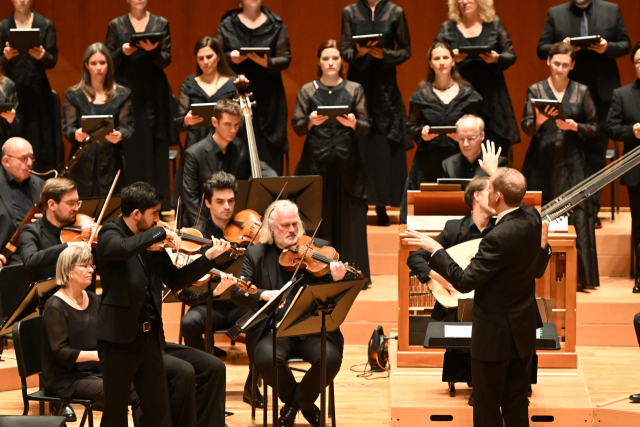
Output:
[12, 316, 95, 427]
[251, 357, 336, 426]
[0, 415, 67, 427]
[0, 264, 30, 350]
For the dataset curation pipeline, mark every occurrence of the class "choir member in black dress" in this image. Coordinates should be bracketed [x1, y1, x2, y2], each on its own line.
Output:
[172, 36, 237, 207]
[605, 43, 640, 293]
[537, 0, 630, 223]
[436, 0, 519, 154]
[341, 0, 411, 226]
[0, 73, 17, 144]
[62, 43, 133, 199]
[400, 41, 482, 224]
[0, 0, 62, 173]
[292, 39, 372, 286]
[106, 0, 173, 208]
[214, 0, 290, 174]
[522, 42, 599, 289]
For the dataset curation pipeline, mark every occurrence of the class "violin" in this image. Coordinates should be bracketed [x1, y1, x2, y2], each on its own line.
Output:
[60, 213, 101, 247]
[278, 235, 363, 278]
[148, 221, 245, 258]
[223, 209, 264, 247]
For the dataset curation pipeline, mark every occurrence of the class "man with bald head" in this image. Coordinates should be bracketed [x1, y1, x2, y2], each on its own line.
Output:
[1, 137, 44, 266]
[406, 167, 544, 427]
[442, 115, 509, 179]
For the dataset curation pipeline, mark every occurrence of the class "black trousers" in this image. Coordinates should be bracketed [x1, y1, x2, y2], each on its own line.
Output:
[163, 343, 226, 427]
[72, 376, 141, 426]
[628, 185, 640, 277]
[98, 331, 166, 427]
[253, 332, 342, 411]
[471, 351, 533, 427]
[584, 99, 612, 215]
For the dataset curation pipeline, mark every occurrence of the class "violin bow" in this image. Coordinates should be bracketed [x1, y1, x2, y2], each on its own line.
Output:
[87, 170, 120, 247]
[291, 219, 322, 281]
[247, 181, 289, 247]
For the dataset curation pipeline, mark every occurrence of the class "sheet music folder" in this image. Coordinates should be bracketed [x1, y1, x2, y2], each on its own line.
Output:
[0, 278, 58, 336]
[9, 28, 40, 55]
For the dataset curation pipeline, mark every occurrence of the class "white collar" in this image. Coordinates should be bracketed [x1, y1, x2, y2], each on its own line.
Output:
[496, 207, 520, 224]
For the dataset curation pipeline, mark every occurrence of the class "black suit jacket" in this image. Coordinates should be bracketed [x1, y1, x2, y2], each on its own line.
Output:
[441, 153, 509, 179]
[0, 170, 44, 261]
[605, 80, 640, 187]
[182, 135, 277, 227]
[429, 206, 543, 362]
[19, 215, 69, 283]
[96, 217, 217, 346]
[230, 239, 344, 361]
[537, 0, 630, 103]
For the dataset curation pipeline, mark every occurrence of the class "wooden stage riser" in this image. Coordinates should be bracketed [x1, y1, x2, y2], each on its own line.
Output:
[396, 350, 578, 369]
[595, 409, 640, 426]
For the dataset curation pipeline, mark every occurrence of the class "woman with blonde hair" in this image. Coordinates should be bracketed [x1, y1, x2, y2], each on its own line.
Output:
[62, 42, 133, 198]
[436, 0, 519, 154]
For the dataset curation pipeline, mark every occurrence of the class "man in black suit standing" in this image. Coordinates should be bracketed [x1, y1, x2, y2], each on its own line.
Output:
[96, 182, 235, 427]
[231, 199, 350, 427]
[442, 116, 509, 179]
[181, 99, 276, 226]
[537, 0, 630, 225]
[406, 167, 543, 427]
[0, 137, 44, 266]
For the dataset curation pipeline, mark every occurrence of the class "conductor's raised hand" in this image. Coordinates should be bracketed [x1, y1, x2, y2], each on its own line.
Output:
[75, 128, 90, 142]
[452, 48, 468, 63]
[421, 126, 438, 142]
[122, 43, 138, 56]
[214, 272, 238, 297]
[478, 140, 502, 177]
[309, 111, 329, 128]
[404, 230, 443, 253]
[230, 50, 247, 64]
[336, 113, 357, 130]
[138, 39, 160, 51]
[205, 237, 231, 260]
[247, 52, 269, 68]
[330, 261, 347, 281]
[184, 110, 204, 126]
[0, 108, 16, 124]
[104, 130, 123, 144]
[3, 42, 18, 61]
[28, 45, 45, 60]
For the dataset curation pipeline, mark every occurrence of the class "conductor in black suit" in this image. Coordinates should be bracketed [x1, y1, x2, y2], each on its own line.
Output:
[181, 99, 276, 227]
[231, 199, 350, 427]
[96, 182, 236, 427]
[605, 42, 640, 293]
[537, 0, 630, 222]
[442, 115, 509, 179]
[406, 167, 543, 427]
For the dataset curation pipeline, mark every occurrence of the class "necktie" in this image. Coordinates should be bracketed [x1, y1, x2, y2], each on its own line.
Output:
[580, 11, 588, 37]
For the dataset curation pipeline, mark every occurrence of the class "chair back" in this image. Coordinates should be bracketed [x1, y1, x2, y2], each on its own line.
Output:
[0, 264, 30, 318]
[12, 315, 43, 379]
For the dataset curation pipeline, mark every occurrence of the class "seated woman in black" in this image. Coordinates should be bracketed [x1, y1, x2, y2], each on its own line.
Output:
[521, 41, 598, 290]
[292, 39, 372, 285]
[401, 41, 482, 223]
[62, 43, 133, 198]
[42, 246, 141, 424]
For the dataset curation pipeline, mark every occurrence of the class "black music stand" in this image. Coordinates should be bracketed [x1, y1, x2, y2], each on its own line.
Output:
[276, 279, 364, 427]
[79, 196, 122, 224]
[0, 278, 58, 337]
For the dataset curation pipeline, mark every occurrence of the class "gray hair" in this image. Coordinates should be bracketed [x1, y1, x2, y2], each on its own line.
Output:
[259, 199, 305, 245]
[56, 246, 93, 287]
[456, 115, 485, 133]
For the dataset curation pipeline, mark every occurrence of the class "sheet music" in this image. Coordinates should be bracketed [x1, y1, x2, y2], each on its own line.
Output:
[238, 276, 301, 331]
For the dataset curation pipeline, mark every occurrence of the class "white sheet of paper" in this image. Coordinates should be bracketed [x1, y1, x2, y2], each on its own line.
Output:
[536, 328, 542, 339]
[549, 216, 568, 232]
[444, 325, 472, 338]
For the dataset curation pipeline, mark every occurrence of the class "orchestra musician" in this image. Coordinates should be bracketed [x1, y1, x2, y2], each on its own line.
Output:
[181, 99, 275, 227]
[95, 182, 235, 427]
[442, 115, 508, 179]
[62, 42, 133, 198]
[231, 199, 350, 427]
[340, 0, 412, 226]
[292, 39, 372, 287]
[0, 70, 17, 144]
[180, 171, 263, 408]
[0, 137, 43, 267]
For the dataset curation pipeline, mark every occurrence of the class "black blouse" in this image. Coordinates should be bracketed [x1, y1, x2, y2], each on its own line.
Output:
[341, 0, 411, 148]
[42, 292, 101, 399]
[214, 7, 290, 151]
[62, 86, 134, 198]
[175, 75, 237, 149]
[436, 17, 520, 146]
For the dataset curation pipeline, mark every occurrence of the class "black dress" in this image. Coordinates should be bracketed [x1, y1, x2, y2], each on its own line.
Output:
[106, 13, 174, 207]
[436, 17, 520, 152]
[0, 12, 62, 173]
[292, 79, 372, 282]
[0, 76, 18, 144]
[400, 82, 482, 223]
[42, 292, 101, 399]
[341, 0, 411, 207]
[214, 7, 290, 174]
[62, 86, 133, 198]
[521, 79, 599, 288]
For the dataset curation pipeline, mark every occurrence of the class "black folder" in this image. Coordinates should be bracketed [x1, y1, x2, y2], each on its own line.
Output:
[316, 105, 350, 124]
[530, 99, 566, 121]
[458, 45, 491, 56]
[0, 103, 13, 114]
[190, 102, 217, 126]
[352, 34, 383, 45]
[239, 47, 271, 55]
[81, 115, 114, 144]
[429, 125, 457, 135]
[9, 28, 40, 55]
[129, 32, 164, 47]
[569, 35, 601, 47]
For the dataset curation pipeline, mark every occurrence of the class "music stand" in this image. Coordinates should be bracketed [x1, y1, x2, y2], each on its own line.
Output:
[0, 278, 58, 337]
[276, 279, 364, 427]
[79, 196, 122, 224]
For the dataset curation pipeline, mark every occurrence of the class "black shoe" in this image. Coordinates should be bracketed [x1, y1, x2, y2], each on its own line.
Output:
[594, 217, 602, 229]
[59, 404, 77, 422]
[278, 404, 298, 427]
[243, 388, 264, 408]
[301, 404, 320, 427]
[630, 393, 640, 402]
[467, 391, 473, 407]
[633, 282, 640, 294]
[213, 346, 227, 357]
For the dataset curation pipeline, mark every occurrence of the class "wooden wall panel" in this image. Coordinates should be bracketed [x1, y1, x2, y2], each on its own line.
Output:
[1, 0, 638, 205]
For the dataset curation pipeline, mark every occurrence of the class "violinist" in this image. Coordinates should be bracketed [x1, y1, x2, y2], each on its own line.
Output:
[180, 171, 263, 408]
[181, 99, 275, 227]
[231, 199, 349, 427]
[0, 137, 44, 266]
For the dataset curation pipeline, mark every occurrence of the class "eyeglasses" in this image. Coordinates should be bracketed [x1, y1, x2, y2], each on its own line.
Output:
[63, 200, 83, 209]
[457, 134, 482, 143]
[75, 264, 96, 270]
[4, 154, 36, 163]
